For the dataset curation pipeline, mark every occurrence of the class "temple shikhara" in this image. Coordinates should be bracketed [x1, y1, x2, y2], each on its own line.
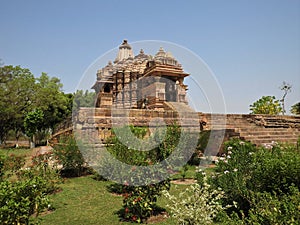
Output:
[92, 40, 190, 111]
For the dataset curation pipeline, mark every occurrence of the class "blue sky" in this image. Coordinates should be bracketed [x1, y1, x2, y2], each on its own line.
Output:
[0, 0, 299, 114]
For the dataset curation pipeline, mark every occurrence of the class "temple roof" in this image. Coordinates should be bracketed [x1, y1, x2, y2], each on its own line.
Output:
[93, 40, 187, 90]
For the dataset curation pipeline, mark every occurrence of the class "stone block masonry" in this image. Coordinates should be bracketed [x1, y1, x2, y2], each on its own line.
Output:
[57, 108, 300, 153]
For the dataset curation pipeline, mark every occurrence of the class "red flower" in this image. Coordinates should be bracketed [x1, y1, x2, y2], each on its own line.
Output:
[132, 215, 137, 221]
[125, 207, 129, 213]
[123, 193, 129, 199]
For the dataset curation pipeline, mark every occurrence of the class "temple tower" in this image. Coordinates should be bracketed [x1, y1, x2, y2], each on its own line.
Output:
[92, 40, 190, 110]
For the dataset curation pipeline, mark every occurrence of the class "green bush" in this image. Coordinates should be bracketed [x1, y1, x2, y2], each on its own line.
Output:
[0, 175, 50, 224]
[0, 149, 61, 224]
[3, 153, 26, 178]
[103, 125, 188, 223]
[53, 135, 86, 177]
[209, 138, 300, 223]
[121, 180, 170, 223]
[21, 152, 62, 193]
[0, 156, 4, 181]
[106, 125, 181, 166]
[246, 186, 300, 224]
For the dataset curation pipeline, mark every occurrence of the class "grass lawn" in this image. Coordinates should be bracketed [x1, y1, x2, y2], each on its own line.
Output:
[35, 175, 189, 225]
[0, 148, 32, 157]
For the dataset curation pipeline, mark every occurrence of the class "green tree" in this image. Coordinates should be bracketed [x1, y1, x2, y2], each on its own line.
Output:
[291, 102, 300, 115]
[34, 73, 72, 136]
[250, 96, 282, 115]
[0, 65, 36, 145]
[24, 109, 44, 148]
[0, 66, 72, 146]
[73, 89, 96, 109]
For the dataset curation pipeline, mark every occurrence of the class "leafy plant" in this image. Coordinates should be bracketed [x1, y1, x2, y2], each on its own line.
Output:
[2, 153, 26, 179]
[0, 156, 4, 181]
[245, 186, 300, 224]
[0, 152, 60, 224]
[180, 164, 189, 181]
[103, 125, 186, 223]
[291, 102, 300, 115]
[249, 96, 282, 114]
[53, 135, 86, 177]
[121, 180, 170, 223]
[163, 175, 226, 225]
[0, 177, 51, 224]
[210, 138, 300, 222]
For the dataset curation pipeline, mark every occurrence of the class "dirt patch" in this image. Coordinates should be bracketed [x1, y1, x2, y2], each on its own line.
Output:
[146, 212, 169, 224]
[171, 178, 196, 185]
[32, 146, 53, 156]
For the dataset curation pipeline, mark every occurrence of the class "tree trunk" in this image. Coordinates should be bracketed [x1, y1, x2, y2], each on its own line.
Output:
[30, 135, 36, 149]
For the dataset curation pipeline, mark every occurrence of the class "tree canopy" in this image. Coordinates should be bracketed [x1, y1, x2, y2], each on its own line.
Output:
[0, 65, 72, 146]
[249, 96, 283, 115]
[73, 90, 96, 109]
[291, 102, 300, 115]
[0, 66, 36, 142]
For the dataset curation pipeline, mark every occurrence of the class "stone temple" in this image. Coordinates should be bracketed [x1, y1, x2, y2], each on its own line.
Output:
[53, 40, 300, 151]
[92, 40, 191, 111]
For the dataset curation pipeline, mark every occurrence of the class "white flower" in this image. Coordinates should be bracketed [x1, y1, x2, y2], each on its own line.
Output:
[239, 141, 245, 145]
[233, 168, 238, 172]
[249, 152, 253, 155]
[224, 160, 228, 163]
[227, 146, 233, 151]
[219, 157, 225, 161]
[264, 144, 273, 149]
[224, 170, 229, 174]
[227, 155, 231, 159]
[227, 150, 232, 155]
[271, 141, 278, 146]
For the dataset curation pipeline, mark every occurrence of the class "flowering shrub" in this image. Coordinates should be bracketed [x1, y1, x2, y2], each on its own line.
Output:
[3, 153, 25, 178]
[209, 138, 300, 223]
[121, 180, 170, 223]
[0, 151, 61, 224]
[0, 177, 50, 224]
[104, 125, 187, 223]
[163, 175, 226, 225]
[19, 152, 62, 193]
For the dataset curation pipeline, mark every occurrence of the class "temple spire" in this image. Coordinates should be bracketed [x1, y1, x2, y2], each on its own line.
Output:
[114, 39, 134, 63]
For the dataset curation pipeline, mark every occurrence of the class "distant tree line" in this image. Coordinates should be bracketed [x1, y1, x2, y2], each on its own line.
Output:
[0, 65, 96, 147]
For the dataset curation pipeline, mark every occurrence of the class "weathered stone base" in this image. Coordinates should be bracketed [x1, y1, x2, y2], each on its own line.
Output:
[53, 108, 300, 153]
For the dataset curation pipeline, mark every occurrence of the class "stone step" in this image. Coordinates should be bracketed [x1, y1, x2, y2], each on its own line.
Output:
[239, 131, 300, 137]
[250, 139, 299, 146]
[245, 136, 298, 141]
